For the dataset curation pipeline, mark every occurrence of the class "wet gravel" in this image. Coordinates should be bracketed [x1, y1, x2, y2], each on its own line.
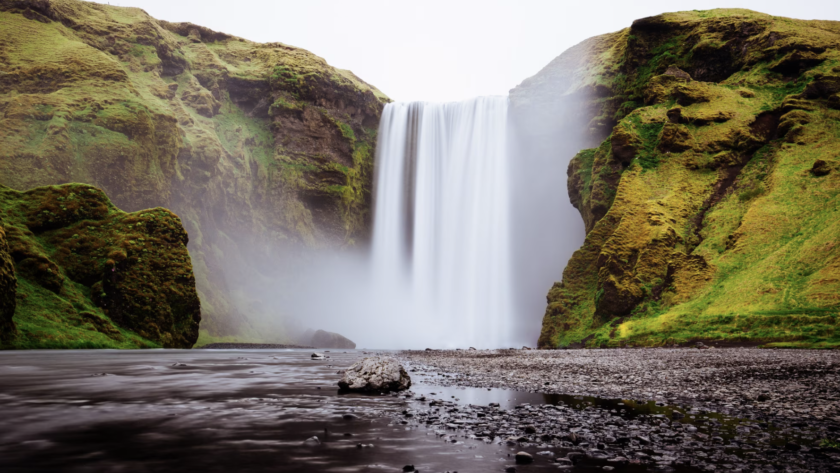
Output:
[396, 348, 840, 472]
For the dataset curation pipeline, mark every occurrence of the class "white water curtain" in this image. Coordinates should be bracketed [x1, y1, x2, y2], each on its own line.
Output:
[371, 97, 512, 349]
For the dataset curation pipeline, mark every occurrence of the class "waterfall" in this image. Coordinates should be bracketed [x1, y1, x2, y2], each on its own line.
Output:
[371, 97, 512, 349]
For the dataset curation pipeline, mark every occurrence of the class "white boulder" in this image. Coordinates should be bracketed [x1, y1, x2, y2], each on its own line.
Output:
[338, 356, 411, 392]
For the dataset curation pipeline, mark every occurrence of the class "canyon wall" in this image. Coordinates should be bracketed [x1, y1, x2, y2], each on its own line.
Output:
[0, 0, 387, 343]
[515, 9, 840, 348]
[0, 183, 200, 348]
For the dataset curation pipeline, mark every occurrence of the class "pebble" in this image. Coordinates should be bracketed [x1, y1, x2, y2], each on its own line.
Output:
[390, 348, 840, 473]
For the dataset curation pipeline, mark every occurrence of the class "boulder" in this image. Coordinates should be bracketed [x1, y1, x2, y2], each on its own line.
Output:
[311, 329, 356, 349]
[338, 356, 411, 392]
[515, 452, 534, 464]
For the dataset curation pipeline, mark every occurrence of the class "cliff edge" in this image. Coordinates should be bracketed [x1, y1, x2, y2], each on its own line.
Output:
[0, 0, 388, 342]
[516, 9, 840, 348]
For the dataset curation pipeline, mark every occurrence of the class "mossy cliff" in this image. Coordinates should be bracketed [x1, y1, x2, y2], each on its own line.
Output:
[0, 0, 387, 342]
[514, 9, 840, 349]
[0, 183, 200, 348]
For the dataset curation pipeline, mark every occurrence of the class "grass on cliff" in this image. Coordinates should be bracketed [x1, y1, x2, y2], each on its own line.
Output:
[9, 279, 159, 349]
[546, 37, 840, 349]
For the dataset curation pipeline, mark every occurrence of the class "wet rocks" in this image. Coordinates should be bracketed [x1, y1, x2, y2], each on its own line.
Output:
[514, 452, 533, 464]
[312, 353, 325, 360]
[338, 356, 411, 392]
[396, 348, 840, 473]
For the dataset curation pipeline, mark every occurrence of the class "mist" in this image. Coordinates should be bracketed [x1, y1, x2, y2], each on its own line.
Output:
[208, 89, 596, 350]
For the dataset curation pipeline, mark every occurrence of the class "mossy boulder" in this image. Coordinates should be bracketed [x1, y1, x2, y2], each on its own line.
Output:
[0, 0, 388, 342]
[515, 9, 840, 349]
[0, 183, 200, 349]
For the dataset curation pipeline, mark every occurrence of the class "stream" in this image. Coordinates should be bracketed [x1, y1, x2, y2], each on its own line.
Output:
[0, 350, 834, 472]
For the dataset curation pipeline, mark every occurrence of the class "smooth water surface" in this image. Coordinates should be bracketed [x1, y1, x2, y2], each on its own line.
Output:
[0, 349, 642, 473]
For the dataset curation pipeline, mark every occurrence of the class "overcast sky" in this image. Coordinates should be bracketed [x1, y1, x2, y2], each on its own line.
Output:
[101, 0, 840, 102]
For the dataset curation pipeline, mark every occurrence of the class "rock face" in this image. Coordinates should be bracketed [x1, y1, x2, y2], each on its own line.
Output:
[311, 329, 356, 349]
[0, 0, 387, 342]
[0, 184, 201, 348]
[0, 225, 16, 340]
[338, 356, 411, 392]
[514, 9, 840, 348]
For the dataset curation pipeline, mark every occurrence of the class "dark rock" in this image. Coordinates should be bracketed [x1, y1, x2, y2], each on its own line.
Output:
[811, 159, 832, 177]
[664, 66, 692, 81]
[785, 442, 802, 451]
[311, 329, 356, 349]
[568, 452, 587, 463]
[402, 465, 415, 472]
[515, 452, 533, 464]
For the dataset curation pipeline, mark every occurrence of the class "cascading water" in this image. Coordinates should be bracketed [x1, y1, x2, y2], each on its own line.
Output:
[371, 97, 513, 349]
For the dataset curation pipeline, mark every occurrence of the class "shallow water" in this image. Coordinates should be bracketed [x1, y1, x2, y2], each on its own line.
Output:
[0, 349, 655, 473]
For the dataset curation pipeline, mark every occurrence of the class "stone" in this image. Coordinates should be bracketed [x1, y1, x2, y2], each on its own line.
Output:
[811, 159, 832, 177]
[338, 356, 411, 392]
[311, 329, 356, 349]
[303, 436, 320, 445]
[312, 353, 325, 359]
[664, 65, 692, 82]
[402, 465, 415, 472]
[515, 452, 533, 464]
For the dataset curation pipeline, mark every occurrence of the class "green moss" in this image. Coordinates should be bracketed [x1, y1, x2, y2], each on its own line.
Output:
[0, 0, 388, 343]
[540, 9, 840, 348]
[0, 183, 200, 349]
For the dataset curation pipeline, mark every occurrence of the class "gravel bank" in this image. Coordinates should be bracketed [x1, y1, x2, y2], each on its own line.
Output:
[393, 348, 840, 472]
[400, 348, 840, 422]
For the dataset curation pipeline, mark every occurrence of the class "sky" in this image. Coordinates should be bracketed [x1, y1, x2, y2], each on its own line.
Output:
[100, 0, 840, 102]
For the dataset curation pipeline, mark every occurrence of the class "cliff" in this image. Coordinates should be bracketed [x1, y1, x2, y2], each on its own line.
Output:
[0, 183, 200, 348]
[0, 0, 387, 342]
[514, 9, 840, 348]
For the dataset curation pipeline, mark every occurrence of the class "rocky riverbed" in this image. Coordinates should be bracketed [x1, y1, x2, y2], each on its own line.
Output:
[395, 348, 840, 472]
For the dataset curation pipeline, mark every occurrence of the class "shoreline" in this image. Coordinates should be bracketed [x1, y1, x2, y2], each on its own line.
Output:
[394, 348, 840, 472]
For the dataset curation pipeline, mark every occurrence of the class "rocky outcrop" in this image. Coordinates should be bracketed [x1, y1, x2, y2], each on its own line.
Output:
[0, 183, 200, 348]
[338, 356, 411, 392]
[310, 329, 356, 349]
[516, 9, 840, 348]
[0, 224, 16, 340]
[0, 0, 387, 342]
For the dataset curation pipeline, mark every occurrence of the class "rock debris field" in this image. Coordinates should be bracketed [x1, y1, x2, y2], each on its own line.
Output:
[393, 348, 840, 472]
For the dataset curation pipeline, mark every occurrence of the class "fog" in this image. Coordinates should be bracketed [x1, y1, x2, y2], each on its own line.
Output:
[209, 90, 595, 349]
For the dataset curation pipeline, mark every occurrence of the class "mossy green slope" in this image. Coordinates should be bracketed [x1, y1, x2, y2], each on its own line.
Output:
[522, 10, 840, 348]
[0, 0, 388, 343]
[0, 183, 200, 348]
